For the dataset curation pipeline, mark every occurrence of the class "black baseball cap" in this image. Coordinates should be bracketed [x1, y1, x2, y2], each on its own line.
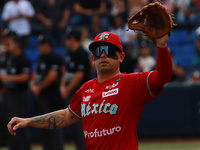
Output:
[11, 35, 23, 50]
[38, 35, 52, 45]
[3, 29, 17, 38]
[140, 40, 149, 48]
[65, 27, 82, 41]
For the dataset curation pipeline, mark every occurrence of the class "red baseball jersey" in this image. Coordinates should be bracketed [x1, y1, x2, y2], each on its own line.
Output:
[69, 72, 163, 150]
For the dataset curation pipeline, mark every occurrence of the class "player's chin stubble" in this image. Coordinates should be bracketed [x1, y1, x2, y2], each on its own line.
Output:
[96, 55, 119, 73]
[99, 67, 111, 73]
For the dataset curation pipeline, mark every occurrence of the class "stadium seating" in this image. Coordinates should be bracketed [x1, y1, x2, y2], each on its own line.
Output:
[28, 35, 38, 48]
[167, 30, 196, 69]
[25, 47, 65, 71]
[26, 30, 197, 72]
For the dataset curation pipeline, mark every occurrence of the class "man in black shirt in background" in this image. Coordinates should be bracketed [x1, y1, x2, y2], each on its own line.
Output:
[69, 0, 107, 26]
[60, 28, 92, 150]
[31, 35, 65, 150]
[1, 35, 32, 150]
[37, 0, 70, 46]
[0, 29, 17, 146]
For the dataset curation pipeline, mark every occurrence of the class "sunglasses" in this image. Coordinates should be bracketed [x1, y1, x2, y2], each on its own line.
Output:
[92, 45, 120, 58]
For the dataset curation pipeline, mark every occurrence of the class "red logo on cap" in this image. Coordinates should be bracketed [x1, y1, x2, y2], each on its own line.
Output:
[98, 33, 109, 41]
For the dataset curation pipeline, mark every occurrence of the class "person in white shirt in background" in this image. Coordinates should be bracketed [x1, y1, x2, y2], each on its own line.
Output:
[2, 0, 35, 48]
[138, 40, 156, 72]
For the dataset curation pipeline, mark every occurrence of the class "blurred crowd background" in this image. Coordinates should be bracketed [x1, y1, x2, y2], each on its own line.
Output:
[0, 0, 200, 149]
[0, 0, 200, 82]
[0, 0, 199, 82]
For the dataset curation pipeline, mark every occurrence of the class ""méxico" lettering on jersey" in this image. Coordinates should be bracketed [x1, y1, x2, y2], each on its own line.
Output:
[81, 100, 118, 117]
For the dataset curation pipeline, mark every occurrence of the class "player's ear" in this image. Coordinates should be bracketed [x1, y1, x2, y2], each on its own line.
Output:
[119, 52, 125, 63]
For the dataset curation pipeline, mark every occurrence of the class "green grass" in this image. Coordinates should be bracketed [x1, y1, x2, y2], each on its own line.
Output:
[139, 140, 200, 150]
[1, 140, 200, 150]
[0, 144, 76, 150]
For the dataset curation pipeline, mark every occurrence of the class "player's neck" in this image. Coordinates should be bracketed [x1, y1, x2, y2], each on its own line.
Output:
[97, 70, 121, 83]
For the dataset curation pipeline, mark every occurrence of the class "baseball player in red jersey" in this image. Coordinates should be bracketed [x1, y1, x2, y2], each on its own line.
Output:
[7, 31, 172, 150]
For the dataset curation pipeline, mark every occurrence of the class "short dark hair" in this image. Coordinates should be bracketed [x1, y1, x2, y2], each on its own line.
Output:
[3, 29, 17, 38]
[37, 35, 53, 46]
[11, 35, 23, 50]
[65, 27, 82, 41]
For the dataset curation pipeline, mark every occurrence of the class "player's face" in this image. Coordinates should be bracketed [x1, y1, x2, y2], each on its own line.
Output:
[91, 44, 125, 73]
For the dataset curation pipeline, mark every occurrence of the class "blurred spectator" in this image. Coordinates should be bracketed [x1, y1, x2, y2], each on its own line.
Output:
[196, 25, 200, 34]
[169, 0, 187, 28]
[30, 35, 65, 150]
[60, 28, 93, 150]
[80, 27, 96, 78]
[0, 29, 17, 97]
[0, 0, 7, 29]
[0, 29, 17, 147]
[189, 33, 200, 82]
[171, 0, 190, 8]
[168, 48, 186, 82]
[81, 27, 93, 51]
[1, 35, 32, 150]
[0, 29, 17, 74]
[162, 0, 176, 10]
[138, 41, 156, 72]
[109, 15, 137, 46]
[171, 0, 200, 29]
[36, 0, 70, 47]
[120, 43, 138, 73]
[69, 0, 108, 27]
[127, 0, 149, 17]
[89, 15, 107, 40]
[186, 0, 200, 29]
[1, 0, 35, 48]
[109, 0, 127, 18]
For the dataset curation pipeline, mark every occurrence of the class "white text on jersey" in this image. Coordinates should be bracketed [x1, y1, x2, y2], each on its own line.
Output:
[102, 88, 119, 98]
[85, 89, 94, 93]
[83, 96, 91, 102]
[105, 82, 119, 90]
[84, 126, 121, 138]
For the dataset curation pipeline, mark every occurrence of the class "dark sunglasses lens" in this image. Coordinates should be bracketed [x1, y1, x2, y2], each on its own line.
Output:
[95, 47, 101, 56]
[100, 46, 109, 56]
[108, 47, 116, 56]
[93, 46, 116, 57]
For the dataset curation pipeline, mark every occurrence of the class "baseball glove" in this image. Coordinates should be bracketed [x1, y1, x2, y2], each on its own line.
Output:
[127, 0, 175, 41]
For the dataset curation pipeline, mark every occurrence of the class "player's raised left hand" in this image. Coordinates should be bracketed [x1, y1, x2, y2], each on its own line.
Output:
[155, 34, 168, 48]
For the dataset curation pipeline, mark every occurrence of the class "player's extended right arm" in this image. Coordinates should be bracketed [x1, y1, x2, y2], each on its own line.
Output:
[7, 108, 79, 136]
